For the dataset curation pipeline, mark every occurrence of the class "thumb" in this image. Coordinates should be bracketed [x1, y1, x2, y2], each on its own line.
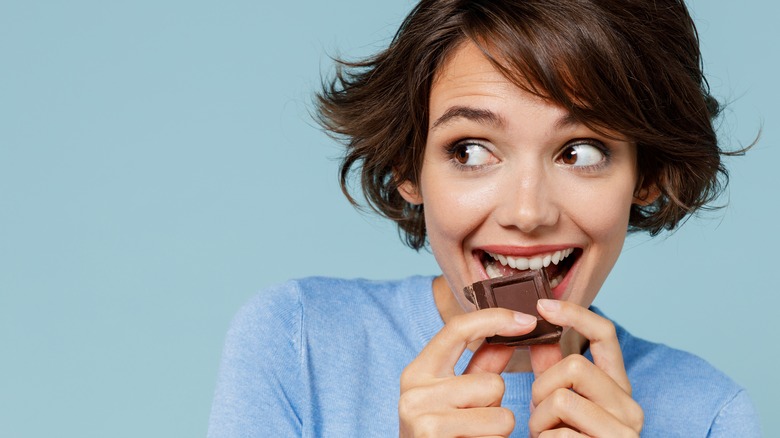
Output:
[464, 342, 515, 375]
[529, 343, 563, 378]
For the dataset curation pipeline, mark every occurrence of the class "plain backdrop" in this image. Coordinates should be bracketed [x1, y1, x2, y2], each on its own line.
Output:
[1, 0, 777, 436]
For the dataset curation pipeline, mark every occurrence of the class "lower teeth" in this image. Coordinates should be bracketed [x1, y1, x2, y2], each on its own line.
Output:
[486, 262, 503, 279]
[485, 259, 565, 288]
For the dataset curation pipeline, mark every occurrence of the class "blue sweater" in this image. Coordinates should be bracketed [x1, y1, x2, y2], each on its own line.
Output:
[208, 276, 760, 437]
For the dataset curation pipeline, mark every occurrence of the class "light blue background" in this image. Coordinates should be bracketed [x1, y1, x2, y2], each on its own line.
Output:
[1, 1, 777, 436]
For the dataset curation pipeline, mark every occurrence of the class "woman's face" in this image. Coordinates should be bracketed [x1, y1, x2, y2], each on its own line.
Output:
[400, 42, 640, 311]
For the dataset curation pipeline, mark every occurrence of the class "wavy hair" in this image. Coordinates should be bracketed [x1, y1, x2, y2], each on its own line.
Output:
[317, 0, 733, 250]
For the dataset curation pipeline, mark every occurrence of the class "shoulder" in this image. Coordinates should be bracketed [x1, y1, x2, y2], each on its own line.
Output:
[237, 275, 430, 320]
[615, 323, 738, 396]
[230, 275, 434, 346]
[590, 309, 741, 397]
[210, 276, 431, 435]
[210, 276, 433, 437]
[603, 315, 761, 436]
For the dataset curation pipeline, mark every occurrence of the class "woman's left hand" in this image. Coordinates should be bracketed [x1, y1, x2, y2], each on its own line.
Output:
[528, 299, 644, 437]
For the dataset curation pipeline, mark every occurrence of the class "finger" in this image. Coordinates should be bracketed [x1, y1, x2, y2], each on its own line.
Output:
[529, 343, 564, 379]
[464, 341, 515, 375]
[537, 427, 587, 437]
[399, 373, 507, 415]
[529, 388, 635, 438]
[536, 300, 630, 393]
[413, 407, 515, 438]
[532, 354, 642, 426]
[407, 308, 537, 380]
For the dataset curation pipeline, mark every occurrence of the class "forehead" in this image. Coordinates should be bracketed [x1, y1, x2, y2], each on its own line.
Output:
[429, 41, 572, 130]
[431, 42, 517, 101]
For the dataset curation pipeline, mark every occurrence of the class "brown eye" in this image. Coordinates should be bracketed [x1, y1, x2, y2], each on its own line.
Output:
[449, 143, 497, 168]
[560, 146, 578, 165]
[556, 142, 606, 168]
[454, 145, 470, 164]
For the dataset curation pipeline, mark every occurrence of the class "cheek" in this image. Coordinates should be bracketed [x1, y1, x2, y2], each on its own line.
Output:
[577, 188, 632, 244]
[559, 176, 635, 305]
[567, 175, 634, 263]
[582, 189, 633, 239]
[420, 172, 497, 246]
[560, 165, 637, 242]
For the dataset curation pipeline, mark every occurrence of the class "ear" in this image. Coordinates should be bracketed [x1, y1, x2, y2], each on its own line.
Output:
[633, 183, 660, 206]
[398, 180, 423, 205]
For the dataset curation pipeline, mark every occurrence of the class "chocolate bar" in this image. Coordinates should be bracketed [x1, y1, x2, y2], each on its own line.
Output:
[464, 270, 562, 346]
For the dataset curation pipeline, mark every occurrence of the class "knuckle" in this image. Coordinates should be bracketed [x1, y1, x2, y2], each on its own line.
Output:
[399, 366, 416, 390]
[550, 387, 577, 411]
[448, 312, 469, 328]
[398, 387, 425, 418]
[563, 354, 590, 376]
[482, 373, 506, 398]
[618, 425, 641, 438]
[530, 380, 543, 405]
[528, 416, 544, 437]
[414, 413, 441, 437]
[597, 319, 618, 340]
[447, 308, 509, 338]
[495, 407, 516, 435]
[442, 314, 468, 339]
[627, 402, 645, 431]
[538, 428, 578, 438]
[397, 394, 413, 420]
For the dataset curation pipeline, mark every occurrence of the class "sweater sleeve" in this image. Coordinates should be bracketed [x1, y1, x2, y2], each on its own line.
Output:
[707, 390, 762, 438]
[207, 283, 304, 437]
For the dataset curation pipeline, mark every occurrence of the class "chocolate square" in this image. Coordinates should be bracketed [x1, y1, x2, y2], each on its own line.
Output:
[463, 270, 562, 346]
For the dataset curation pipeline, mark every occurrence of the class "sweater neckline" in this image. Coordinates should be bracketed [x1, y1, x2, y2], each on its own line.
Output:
[399, 276, 632, 404]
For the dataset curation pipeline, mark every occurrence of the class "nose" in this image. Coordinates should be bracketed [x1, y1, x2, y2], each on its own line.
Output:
[494, 169, 560, 234]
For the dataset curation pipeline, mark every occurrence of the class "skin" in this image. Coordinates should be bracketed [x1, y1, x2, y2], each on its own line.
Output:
[397, 42, 648, 437]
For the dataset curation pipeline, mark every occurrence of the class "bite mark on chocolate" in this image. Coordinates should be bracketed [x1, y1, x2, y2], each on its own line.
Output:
[464, 270, 562, 346]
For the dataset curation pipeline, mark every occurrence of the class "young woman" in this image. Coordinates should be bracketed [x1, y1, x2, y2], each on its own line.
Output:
[208, 0, 761, 436]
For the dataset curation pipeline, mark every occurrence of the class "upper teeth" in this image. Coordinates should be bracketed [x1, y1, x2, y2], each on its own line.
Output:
[486, 248, 574, 270]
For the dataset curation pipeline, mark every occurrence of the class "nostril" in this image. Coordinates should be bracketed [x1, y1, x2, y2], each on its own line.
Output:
[492, 177, 561, 233]
[506, 204, 560, 233]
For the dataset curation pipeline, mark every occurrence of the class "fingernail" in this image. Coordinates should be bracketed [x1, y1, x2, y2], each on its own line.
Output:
[514, 312, 537, 326]
[538, 299, 560, 312]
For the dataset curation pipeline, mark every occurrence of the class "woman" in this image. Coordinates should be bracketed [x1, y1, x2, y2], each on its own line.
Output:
[208, 0, 761, 436]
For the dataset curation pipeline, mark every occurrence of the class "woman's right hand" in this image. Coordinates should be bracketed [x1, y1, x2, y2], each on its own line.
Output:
[398, 308, 538, 437]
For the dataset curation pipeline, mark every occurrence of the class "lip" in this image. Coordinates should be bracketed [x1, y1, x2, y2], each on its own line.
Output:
[477, 244, 579, 258]
[550, 253, 580, 299]
[471, 244, 582, 300]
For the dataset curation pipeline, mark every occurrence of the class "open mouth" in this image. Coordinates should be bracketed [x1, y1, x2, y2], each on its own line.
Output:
[479, 248, 581, 289]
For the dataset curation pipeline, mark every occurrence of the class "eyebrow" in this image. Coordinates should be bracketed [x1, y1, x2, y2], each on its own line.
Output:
[430, 105, 581, 132]
[430, 106, 505, 131]
[554, 112, 580, 130]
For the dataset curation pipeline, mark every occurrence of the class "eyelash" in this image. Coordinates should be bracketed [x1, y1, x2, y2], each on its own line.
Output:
[444, 139, 494, 171]
[557, 139, 612, 172]
[443, 138, 613, 172]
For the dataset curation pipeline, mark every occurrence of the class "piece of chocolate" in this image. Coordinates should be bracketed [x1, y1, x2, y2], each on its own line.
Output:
[464, 270, 562, 346]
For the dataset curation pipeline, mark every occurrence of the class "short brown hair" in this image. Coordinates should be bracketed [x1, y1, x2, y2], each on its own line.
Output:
[317, 0, 731, 250]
